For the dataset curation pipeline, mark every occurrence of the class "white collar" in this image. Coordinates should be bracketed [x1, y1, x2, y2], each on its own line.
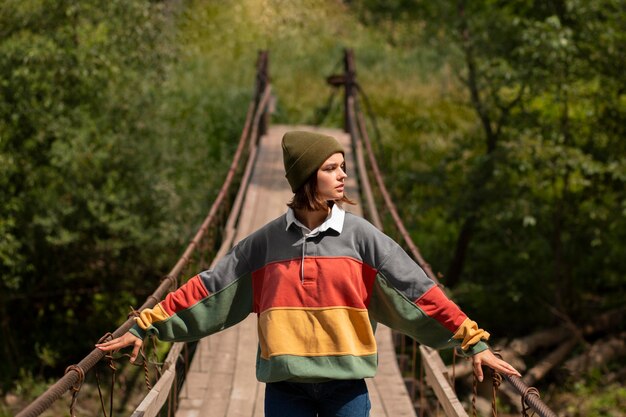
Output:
[285, 203, 345, 236]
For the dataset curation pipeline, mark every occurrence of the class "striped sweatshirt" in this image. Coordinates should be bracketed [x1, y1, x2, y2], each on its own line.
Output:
[130, 205, 490, 383]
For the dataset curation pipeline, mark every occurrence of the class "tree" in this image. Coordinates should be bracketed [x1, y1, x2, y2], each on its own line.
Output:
[348, 0, 626, 330]
[0, 0, 178, 386]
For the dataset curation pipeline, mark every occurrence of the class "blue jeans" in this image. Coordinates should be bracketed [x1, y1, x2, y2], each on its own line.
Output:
[265, 379, 371, 417]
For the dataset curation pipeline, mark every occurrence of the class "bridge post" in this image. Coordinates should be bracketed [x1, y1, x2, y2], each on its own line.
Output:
[343, 49, 356, 133]
[255, 50, 269, 138]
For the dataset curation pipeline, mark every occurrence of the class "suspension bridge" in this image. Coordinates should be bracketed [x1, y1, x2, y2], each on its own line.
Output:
[17, 50, 557, 417]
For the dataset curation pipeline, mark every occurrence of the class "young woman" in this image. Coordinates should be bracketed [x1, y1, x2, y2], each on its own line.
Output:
[97, 131, 520, 417]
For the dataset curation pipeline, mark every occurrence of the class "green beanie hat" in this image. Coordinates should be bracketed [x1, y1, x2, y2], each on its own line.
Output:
[282, 131, 345, 192]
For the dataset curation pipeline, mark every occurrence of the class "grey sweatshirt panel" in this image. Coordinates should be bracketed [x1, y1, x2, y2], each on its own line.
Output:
[198, 245, 252, 293]
[199, 211, 434, 302]
[377, 245, 435, 301]
[239, 212, 401, 268]
[325, 213, 435, 301]
[196, 216, 297, 295]
[237, 215, 301, 267]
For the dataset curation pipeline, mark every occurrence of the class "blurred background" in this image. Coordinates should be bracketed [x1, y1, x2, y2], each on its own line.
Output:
[1, 0, 624, 415]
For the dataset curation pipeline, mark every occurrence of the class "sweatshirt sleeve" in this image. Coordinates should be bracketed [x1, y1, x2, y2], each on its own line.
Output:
[129, 244, 253, 342]
[367, 236, 490, 356]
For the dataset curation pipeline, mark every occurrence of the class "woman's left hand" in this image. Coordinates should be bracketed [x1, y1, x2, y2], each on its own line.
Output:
[472, 349, 521, 382]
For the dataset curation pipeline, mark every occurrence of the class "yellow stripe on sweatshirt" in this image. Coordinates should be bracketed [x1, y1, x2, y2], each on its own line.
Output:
[135, 303, 170, 330]
[258, 307, 377, 360]
[452, 317, 490, 350]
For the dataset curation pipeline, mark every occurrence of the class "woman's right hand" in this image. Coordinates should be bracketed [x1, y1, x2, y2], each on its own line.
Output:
[96, 332, 143, 363]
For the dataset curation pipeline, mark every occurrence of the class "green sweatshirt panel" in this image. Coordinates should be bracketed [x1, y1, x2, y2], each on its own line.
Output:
[463, 341, 489, 356]
[143, 274, 253, 342]
[256, 353, 378, 383]
[129, 324, 146, 340]
[368, 274, 459, 350]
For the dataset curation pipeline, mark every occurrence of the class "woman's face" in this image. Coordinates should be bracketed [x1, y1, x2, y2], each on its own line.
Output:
[316, 152, 347, 202]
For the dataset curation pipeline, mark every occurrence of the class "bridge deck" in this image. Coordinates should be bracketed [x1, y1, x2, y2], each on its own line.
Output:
[176, 125, 416, 417]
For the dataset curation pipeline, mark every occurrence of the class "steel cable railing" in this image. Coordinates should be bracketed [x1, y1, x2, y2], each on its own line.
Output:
[129, 84, 273, 417]
[338, 48, 558, 417]
[16, 50, 272, 417]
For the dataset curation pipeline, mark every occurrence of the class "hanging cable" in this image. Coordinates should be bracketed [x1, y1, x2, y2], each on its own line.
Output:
[354, 83, 386, 161]
[311, 55, 345, 126]
[64, 365, 85, 417]
[312, 87, 339, 127]
[491, 369, 502, 417]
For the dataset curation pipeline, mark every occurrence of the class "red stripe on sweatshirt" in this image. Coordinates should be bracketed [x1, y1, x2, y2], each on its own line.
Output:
[161, 275, 210, 316]
[252, 257, 377, 313]
[414, 285, 467, 333]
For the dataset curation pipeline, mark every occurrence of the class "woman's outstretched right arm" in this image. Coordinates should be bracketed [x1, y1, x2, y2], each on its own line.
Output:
[94, 243, 254, 360]
[96, 332, 143, 363]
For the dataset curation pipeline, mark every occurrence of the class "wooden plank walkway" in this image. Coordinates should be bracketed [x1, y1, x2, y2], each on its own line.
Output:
[176, 125, 417, 417]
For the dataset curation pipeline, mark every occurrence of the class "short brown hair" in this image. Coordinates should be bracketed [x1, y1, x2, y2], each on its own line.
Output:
[287, 171, 356, 211]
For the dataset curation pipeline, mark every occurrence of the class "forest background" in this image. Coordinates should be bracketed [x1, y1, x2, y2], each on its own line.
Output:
[1, 0, 624, 416]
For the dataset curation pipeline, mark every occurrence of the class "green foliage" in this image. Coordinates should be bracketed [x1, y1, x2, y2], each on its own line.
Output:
[2, 0, 624, 414]
[456, 1, 625, 330]
[0, 0, 166, 385]
[0, 0, 248, 391]
[350, 0, 626, 335]
[556, 379, 626, 417]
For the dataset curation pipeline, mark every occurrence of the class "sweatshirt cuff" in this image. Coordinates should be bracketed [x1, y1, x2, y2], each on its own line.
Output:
[129, 323, 147, 340]
[460, 340, 490, 357]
